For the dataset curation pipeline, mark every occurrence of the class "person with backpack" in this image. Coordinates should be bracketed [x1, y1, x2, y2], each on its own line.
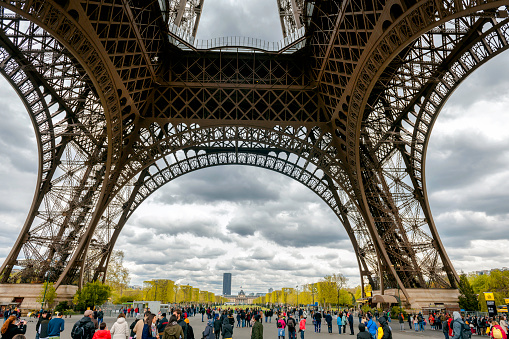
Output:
[277, 314, 286, 339]
[221, 317, 233, 339]
[452, 312, 470, 339]
[287, 314, 297, 339]
[490, 321, 507, 339]
[162, 315, 183, 339]
[378, 317, 392, 339]
[71, 310, 96, 339]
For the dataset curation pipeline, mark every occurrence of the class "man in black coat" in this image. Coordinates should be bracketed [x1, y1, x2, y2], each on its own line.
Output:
[378, 316, 392, 339]
[71, 310, 96, 339]
[173, 309, 188, 339]
[213, 315, 222, 339]
[349, 312, 354, 335]
[357, 323, 371, 339]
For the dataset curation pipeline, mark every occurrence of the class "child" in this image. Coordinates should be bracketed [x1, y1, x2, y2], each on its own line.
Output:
[93, 322, 111, 339]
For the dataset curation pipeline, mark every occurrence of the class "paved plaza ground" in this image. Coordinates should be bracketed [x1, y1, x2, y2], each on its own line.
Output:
[17, 313, 473, 339]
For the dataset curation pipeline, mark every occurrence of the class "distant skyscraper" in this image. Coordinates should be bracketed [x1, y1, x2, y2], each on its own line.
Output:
[223, 273, 232, 295]
[268, 288, 273, 293]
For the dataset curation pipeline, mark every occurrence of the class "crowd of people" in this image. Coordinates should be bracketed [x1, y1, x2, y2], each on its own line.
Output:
[3, 304, 509, 339]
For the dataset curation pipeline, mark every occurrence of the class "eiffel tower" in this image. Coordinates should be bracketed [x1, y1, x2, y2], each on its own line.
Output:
[1, 0, 508, 308]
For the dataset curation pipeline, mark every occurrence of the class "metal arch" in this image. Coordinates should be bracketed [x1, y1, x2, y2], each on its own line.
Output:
[360, 15, 509, 289]
[89, 149, 378, 290]
[0, 13, 111, 283]
[376, 17, 509, 285]
[336, 0, 509, 292]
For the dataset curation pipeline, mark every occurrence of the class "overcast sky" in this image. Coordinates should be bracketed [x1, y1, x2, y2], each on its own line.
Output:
[1, 0, 509, 295]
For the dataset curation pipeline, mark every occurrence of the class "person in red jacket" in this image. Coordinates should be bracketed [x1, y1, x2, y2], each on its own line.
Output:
[448, 316, 453, 338]
[92, 323, 111, 339]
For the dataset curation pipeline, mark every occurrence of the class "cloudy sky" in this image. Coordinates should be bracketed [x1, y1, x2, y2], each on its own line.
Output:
[1, 0, 509, 295]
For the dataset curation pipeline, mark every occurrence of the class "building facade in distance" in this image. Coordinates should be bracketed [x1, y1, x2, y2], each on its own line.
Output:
[223, 273, 232, 296]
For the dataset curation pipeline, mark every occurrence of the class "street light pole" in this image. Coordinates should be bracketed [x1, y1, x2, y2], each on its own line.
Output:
[296, 285, 299, 307]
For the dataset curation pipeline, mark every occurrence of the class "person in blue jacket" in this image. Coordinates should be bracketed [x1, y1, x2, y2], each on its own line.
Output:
[366, 314, 378, 339]
[337, 312, 342, 334]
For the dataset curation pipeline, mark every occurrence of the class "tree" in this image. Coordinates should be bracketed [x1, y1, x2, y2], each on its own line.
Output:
[36, 282, 57, 309]
[105, 250, 130, 296]
[458, 273, 479, 311]
[73, 281, 112, 311]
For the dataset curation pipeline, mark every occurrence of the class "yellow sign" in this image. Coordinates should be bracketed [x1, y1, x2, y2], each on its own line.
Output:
[504, 298, 509, 305]
[484, 292, 495, 301]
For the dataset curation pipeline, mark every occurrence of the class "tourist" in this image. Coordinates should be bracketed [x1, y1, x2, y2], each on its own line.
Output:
[38, 313, 51, 339]
[98, 309, 104, 325]
[251, 315, 263, 339]
[398, 313, 404, 331]
[141, 313, 158, 339]
[337, 312, 343, 334]
[92, 323, 111, 339]
[213, 315, 222, 339]
[357, 323, 371, 339]
[349, 311, 354, 335]
[443, 314, 450, 339]
[1, 316, 26, 339]
[325, 311, 332, 334]
[342, 312, 348, 334]
[287, 314, 297, 339]
[111, 313, 130, 339]
[451, 311, 465, 339]
[313, 310, 321, 333]
[47, 312, 65, 339]
[174, 310, 188, 339]
[221, 317, 233, 339]
[500, 316, 508, 335]
[366, 314, 378, 339]
[157, 314, 168, 337]
[163, 315, 183, 339]
[489, 321, 506, 339]
[71, 310, 96, 339]
[203, 319, 214, 339]
[299, 315, 306, 339]
[277, 314, 286, 339]
[378, 316, 392, 339]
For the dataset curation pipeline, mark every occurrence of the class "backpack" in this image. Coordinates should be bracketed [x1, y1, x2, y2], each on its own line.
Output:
[187, 323, 195, 339]
[71, 321, 85, 339]
[454, 320, 471, 339]
[287, 318, 296, 330]
[492, 327, 504, 339]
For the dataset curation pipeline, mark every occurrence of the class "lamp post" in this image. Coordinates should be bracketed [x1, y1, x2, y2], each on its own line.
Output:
[41, 259, 54, 311]
[295, 288, 298, 309]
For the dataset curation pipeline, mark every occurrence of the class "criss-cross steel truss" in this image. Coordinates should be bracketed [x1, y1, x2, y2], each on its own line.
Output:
[1, 0, 509, 300]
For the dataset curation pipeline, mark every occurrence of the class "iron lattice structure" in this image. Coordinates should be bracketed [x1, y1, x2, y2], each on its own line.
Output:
[1, 0, 509, 300]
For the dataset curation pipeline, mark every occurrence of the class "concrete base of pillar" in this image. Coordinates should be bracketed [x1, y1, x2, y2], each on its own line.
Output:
[0, 284, 78, 311]
[373, 288, 460, 310]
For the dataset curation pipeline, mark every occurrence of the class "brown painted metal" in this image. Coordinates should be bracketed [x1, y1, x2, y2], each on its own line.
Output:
[1, 0, 509, 292]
